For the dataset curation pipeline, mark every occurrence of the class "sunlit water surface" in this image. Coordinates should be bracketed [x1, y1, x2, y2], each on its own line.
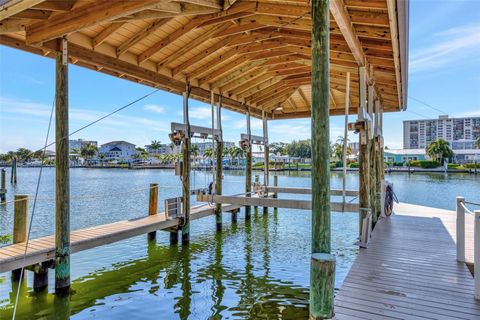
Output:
[0, 168, 478, 319]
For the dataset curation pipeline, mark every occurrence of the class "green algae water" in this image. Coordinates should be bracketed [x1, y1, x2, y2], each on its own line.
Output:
[0, 168, 478, 319]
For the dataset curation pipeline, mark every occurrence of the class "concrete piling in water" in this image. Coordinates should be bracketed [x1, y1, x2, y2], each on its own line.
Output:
[254, 174, 259, 215]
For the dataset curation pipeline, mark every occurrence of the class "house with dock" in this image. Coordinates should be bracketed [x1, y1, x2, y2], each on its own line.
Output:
[1, 1, 479, 319]
[98, 141, 137, 164]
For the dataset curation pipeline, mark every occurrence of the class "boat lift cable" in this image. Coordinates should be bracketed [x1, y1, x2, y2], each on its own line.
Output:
[12, 89, 159, 319]
[12, 95, 55, 320]
[408, 96, 448, 115]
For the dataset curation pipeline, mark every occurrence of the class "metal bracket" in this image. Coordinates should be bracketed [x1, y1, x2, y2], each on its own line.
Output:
[62, 37, 68, 66]
[240, 133, 265, 145]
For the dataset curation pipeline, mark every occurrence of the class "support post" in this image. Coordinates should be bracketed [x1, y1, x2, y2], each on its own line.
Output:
[358, 66, 370, 237]
[33, 262, 49, 292]
[475, 210, 480, 300]
[169, 227, 179, 244]
[368, 84, 377, 224]
[0, 168, 6, 203]
[262, 111, 269, 215]
[12, 194, 28, 281]
[254, 174, 259, 215]
[215, 95, 223, 231]
[342, 72, 350, 207]
[310, 0, 335, 318]
[245, 108, 252, 220]
[55, 36, 70, 294]
[231, 208, 238, 224]
[148, 183, 159, 240]
[456, 197, 465, 262]
[273, 175, 278, 214]
[182, 82, 191, 244]
[11, 157, 17, 184]
[374, 100, 382, 223]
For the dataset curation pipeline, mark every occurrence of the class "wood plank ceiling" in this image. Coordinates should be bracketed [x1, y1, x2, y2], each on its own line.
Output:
[0, 0, 406, 119]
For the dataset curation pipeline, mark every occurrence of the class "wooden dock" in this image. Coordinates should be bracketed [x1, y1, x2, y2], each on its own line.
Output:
[0, 202, 240, 274]
[335, 202, 479, 319]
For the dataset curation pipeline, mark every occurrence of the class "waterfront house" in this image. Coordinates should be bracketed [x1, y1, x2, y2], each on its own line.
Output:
[384, 149, 427, 163]
[99, 141, 137, 164]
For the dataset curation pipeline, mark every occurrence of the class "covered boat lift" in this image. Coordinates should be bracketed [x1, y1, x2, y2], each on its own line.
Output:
[0, 0, 409, 318]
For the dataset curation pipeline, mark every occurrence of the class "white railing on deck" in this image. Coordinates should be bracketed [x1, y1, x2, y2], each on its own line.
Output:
[456, 196, 480, 300]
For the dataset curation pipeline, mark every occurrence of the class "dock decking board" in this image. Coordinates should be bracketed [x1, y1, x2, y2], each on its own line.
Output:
[335, 202, 480, 319]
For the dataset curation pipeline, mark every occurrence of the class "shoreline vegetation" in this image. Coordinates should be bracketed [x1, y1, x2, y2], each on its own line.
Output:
[1, 162, 478, 174]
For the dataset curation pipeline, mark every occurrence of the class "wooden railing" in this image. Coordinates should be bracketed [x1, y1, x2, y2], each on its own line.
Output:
[456, 196, 480, 300]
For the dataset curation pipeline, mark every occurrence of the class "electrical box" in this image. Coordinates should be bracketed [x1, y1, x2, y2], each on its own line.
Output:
[175, 161, 183, 176]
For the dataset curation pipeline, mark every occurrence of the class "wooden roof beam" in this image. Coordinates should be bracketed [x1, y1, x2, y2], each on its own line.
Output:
[298, 87, 310, 108]
[92, 22, 125, 49]
[25, 0, 161, 44]
[174, 36, 235, 76]
[329, 0, 366, 67]
[138, 14, 215, 64]
[386, 0, 403, 109]
[158, 22, 231, 68]
[32, 0, 75, 12]
[0, 0, 45, 20]
[116, 18, 171, 57]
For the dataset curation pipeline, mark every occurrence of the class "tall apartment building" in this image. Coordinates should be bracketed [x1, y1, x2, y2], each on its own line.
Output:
[403, 115, 480, 149]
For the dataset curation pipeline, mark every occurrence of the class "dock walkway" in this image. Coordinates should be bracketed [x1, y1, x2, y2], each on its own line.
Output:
[0, 202, 240, 273]
[335, 202, 479, 319]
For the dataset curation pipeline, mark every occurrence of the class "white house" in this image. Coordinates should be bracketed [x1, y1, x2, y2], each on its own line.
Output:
[99, 141, 137, 164]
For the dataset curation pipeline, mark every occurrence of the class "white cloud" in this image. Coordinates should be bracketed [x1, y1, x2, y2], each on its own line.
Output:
[189, 106, 212, 119]
[143, 104, 165, 113]
[454, 110, 480, 118]
[0, 96, 171, 134]
[410, 24, 480, 73]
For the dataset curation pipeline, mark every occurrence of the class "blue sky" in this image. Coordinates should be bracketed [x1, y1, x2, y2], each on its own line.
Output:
[1, 0, 479, 153]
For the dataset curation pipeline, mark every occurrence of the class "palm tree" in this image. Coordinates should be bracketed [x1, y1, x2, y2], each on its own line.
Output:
[426, 139, 453, 163]
[230, 146, 243, 166]
[16, 148, 32, 163]
[476, 137, 480, 149]
[150, 140, 162, 149]
[80, 143, 98, 165]
[71, 147, 80, 154]
[98, 152, 105, 166]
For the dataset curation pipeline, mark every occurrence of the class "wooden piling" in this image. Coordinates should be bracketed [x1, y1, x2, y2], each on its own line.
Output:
[0, 168, 6, 203]
[33, 262, 49, 292]
[55, 37, 70, 294]
[262, 111, 269, 215]
[374, 101, 382, 222]
[310, 253, 336, 319]
[170, 229, 179, 245]
[310, 0, 335, 318]
[231, 208, 238, 224]
[254, 174, 259, 215]
[215, 95, 223, 231]
[273, 175, 278, 214]
[12, 194, 28, 280]
[368, 85, 377, 224]
[358, 66, 370, 237]
[182, 83, 192, 244]
[148, 183, 159, 240]
[11, 157, 17, 184]
[245, 109, 252, 220]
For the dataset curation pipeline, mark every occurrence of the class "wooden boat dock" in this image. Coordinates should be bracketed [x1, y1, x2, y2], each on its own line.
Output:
[0, 201, 242, 274]
[335, 202, 479, 319]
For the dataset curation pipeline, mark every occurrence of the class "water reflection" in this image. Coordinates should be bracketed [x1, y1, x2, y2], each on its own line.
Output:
[1, 214, 312, 319]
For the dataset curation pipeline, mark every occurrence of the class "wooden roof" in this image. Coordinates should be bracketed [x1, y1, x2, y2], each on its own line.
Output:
[0, 0, 408, 119]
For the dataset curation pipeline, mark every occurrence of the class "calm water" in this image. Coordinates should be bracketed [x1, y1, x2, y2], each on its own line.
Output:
[0, 168, 478, 319]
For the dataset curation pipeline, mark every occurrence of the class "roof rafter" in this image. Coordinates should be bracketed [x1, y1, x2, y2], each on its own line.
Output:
[26, 0, 162, 44]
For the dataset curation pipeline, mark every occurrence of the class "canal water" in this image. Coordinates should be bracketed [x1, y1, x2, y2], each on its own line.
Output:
[0, 168, 478, 319]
